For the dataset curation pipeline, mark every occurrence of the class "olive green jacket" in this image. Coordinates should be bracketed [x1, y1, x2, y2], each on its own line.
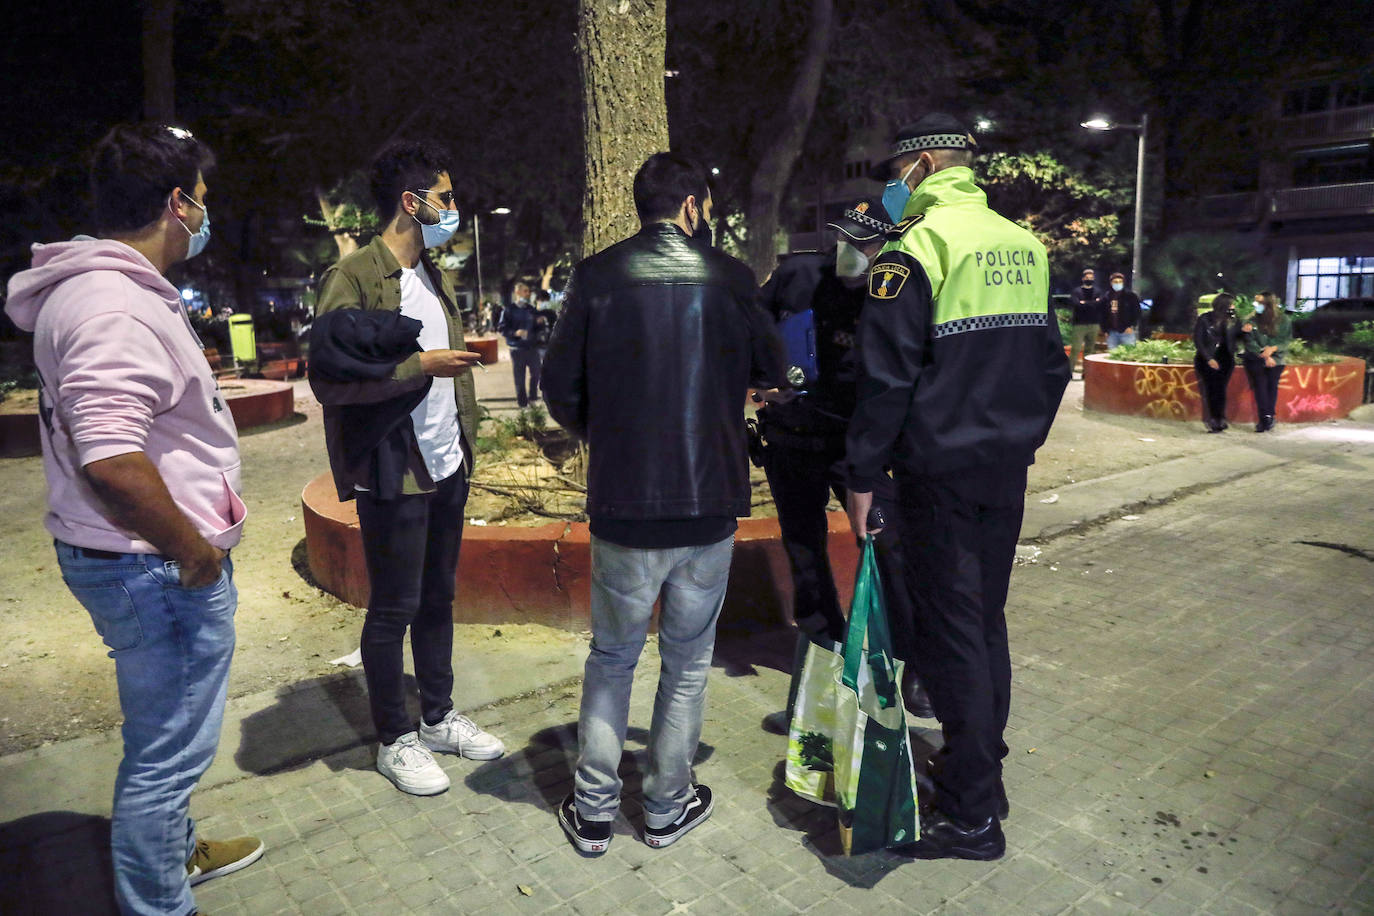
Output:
[313, 235, 479, 498]
[1241, 311, 1293, 365]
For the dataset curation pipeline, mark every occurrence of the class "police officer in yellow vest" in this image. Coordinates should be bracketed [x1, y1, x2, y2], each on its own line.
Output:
[844, 114, 1070, 860]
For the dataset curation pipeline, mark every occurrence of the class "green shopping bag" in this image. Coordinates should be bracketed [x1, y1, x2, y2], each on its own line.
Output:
[784, 636, 844, 806]
[832, 536, 920, 855]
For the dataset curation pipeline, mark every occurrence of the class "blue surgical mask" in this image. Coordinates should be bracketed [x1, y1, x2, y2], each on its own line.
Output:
[1111, 282, 1124, 292]
[416, 205, 461, 248]
[882, 161, 920, 223]
[173, 192, 210, 260]
[1253, 302, 1265, 314]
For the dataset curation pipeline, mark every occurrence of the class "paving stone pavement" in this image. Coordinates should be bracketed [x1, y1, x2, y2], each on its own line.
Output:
[184, 442, 1372, 915]
[3, 435, 1372, 915]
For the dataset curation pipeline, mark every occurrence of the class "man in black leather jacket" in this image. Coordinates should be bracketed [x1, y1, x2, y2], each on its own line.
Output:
[542, 152, 784, 855]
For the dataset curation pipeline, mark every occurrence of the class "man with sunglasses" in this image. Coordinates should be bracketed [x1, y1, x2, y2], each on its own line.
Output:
[6, 123, 263, 915]
[312, 140, 504, 796]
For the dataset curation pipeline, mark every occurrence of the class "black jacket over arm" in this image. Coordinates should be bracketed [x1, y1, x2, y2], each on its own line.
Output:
[541, 223, 786, 520]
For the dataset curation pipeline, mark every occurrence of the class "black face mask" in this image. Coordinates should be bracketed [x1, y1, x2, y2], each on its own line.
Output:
[692, 212, 715, 248]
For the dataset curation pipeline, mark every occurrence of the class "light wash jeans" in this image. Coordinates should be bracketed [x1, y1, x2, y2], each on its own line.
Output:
[1106, 329, 1137, 349]
[55, 542, 236, 916]
[575, 534, 734, 829]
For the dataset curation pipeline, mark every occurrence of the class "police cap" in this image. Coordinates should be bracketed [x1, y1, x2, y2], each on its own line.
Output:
[870, 113, 976, 178]
[825, 197, 894, 243]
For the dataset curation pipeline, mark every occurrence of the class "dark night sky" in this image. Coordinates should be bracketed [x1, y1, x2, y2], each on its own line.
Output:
[1, 3, 146, 170]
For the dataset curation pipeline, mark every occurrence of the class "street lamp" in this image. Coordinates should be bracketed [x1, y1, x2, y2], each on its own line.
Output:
[472, 206, 511, 309]
[1081, 113, 1149, 290]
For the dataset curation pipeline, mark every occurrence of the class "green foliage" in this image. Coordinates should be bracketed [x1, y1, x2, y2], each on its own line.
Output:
[1285, 339, 1343, 364]
[1054, 308, 1073, 342]
[797, 732, 834, 773]
[1105, 339, 1196, 363]
[1338, 321, 1374, 362]
[1144, 233, 1266, 329]
[977, 152, 1131, 290]
[496, 405, 548, 442]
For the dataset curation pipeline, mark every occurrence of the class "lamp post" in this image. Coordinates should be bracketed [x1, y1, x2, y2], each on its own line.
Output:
[1081, 114, 1149, 290]
[472, 206, 511, 309]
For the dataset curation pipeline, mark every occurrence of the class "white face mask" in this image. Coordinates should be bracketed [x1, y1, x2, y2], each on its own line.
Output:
[1111, 282, 1124, 292]
[836, 239, 870, 278]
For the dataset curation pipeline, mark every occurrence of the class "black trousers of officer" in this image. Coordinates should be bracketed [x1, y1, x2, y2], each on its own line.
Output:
[897, 464, 1027, 825]
[761, 434, 916, 661]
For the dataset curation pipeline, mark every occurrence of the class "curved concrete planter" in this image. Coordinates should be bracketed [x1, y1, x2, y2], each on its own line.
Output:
[301, 470, 859, 629]
[0, 379, 295, 458]
[1082, 354, 1367, 423]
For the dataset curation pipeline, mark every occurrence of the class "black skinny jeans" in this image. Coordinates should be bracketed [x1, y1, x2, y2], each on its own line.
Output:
[1242, 355, 1284, 420]
[356, 469, 469, 744]
[1194, 352, 1234, 424]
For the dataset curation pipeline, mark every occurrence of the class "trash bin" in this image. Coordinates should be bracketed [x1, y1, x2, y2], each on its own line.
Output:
[228, 314, 256, 365]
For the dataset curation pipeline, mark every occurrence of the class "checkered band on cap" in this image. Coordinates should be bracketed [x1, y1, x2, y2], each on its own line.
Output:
[893, 133, 971, 155]
[843, 208, 891, 233]
[933, 312, 1047, 339]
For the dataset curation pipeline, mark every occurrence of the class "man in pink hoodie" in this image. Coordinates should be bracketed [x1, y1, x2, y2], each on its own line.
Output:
[5, 124, 262, 915]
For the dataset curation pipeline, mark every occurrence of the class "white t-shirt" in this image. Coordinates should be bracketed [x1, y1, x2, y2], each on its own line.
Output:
[398, 266, 464, 484]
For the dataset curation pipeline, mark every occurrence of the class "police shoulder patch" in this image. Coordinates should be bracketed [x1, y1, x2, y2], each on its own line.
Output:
[869, 260, 911, 300]
[884, 214, 924, 239]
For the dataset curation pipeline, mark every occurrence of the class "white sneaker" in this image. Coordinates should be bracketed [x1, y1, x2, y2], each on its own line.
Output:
[377, 732, 450, 795]
[419, 710, 506, 760]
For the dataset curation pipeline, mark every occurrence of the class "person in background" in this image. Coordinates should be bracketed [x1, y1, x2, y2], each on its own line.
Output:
[499, 281, 541, 408]
[1193, 292, 1239, 433]
[1098, 271, 1141, 350]
[1068, 268, 1099, 377]
[1240, 290, 1293, 433]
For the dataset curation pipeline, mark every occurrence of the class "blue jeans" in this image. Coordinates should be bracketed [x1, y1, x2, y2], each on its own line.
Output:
[575, 534, 733, 829]
[1106, 329, 1137, 349]
[55, 542, 236, 916]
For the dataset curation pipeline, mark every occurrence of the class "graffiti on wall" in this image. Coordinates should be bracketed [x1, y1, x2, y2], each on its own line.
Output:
[1132, 365, 1199, 420]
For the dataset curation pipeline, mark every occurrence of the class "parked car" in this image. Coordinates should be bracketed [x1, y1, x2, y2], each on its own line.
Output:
[1293, 297, 1374, 343]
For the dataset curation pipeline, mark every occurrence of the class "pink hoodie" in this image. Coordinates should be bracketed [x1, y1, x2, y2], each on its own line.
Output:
[5, 238, 245, 553]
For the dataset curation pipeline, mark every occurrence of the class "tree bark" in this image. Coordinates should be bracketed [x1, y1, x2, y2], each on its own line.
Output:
[142, 0, 176, 123]
[743, 0, 834, 278]
[576, 0, 670, 258]
[315, 189, 359, 259]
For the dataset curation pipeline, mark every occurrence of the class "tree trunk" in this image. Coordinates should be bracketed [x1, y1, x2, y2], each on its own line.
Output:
[142, 0, 176, 123]
[743, 0, 835, 279]
[576, 0, 670, 258]
[316, 190, 359, 259]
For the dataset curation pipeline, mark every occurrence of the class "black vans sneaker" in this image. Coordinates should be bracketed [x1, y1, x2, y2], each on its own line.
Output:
[644, 784, 714, 848]
[558, 793, 612, 855]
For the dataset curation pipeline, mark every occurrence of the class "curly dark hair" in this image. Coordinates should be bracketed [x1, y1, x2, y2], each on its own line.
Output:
[369, 140, 454, 224]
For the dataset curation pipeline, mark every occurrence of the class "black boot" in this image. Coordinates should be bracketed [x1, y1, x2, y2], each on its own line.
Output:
[896, 809, 1005, 861]
[901, 667, 936, 719]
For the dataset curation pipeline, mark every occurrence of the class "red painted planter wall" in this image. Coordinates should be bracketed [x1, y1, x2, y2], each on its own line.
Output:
[301, 471, 859, 631]
[1082, 355, 1366, 423]
[1, 380, 294, 458]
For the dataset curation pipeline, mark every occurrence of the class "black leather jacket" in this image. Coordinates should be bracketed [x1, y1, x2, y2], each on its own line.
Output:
[542, 222, 786, 520]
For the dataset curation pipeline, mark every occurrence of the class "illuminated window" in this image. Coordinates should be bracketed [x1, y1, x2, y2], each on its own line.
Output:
[1293, 256, 1374, 309]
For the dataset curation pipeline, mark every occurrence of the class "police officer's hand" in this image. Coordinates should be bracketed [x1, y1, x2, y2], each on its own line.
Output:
[420, 349, 484, 377]
[1207, 358, 1220, 370]
[846, 490, 884, 539]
